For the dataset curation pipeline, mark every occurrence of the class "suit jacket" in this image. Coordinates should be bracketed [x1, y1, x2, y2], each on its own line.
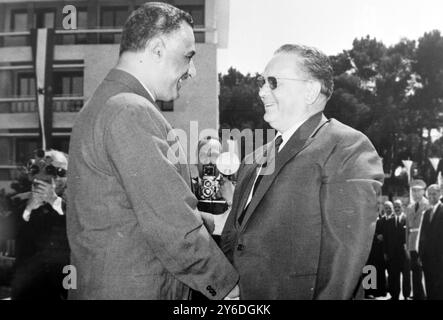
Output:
[15, 200, 69, 265]
[67, 69, 238, 300]
[418, 204, 443, 271]
[383, 214, 407, 264]
[405, 198, 430, 252]
[367, 214, 387, 268]
[221, 112, 384, 299]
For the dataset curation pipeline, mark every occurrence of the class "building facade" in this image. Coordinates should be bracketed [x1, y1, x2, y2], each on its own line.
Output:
[0, 0, 230, 191]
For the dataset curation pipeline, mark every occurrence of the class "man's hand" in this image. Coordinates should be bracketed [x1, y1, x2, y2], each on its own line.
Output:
[199, 211, 215, 234]
[219, 179, 235, 206]
[224, 284, 240, 300]
[32, 179, 58, 205]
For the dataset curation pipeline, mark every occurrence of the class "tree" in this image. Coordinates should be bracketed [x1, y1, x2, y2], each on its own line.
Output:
[219, 67, 265, 130]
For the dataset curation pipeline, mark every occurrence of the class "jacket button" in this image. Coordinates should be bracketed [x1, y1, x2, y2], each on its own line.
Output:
[237, 244, 245, 251]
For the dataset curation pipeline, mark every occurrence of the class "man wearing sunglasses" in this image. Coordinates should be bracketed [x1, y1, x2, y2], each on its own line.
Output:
[221, 44, 384, 299]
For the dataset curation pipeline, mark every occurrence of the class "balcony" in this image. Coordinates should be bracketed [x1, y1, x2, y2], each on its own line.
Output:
[0, 27, 208, 47]
[0, 96, 84, 113]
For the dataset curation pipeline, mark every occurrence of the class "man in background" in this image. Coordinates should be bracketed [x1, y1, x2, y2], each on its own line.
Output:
[419, 184, 443, 299]
[383, 201, 408, 300]
[393, 199, 411, 299]
[11, 149, 69, 300]
[405, 179, 429, 300]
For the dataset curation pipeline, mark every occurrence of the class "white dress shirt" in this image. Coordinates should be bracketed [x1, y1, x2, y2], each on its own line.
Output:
[243, 119, 307, 208]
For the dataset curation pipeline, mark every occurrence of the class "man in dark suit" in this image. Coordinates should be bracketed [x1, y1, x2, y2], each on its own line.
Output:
[11, 150, 70, 300]
[220, 44, 384, 299]
[67, 3, 238, 300]
[365, 204, 388, 298]
[405, 179, 429, 300]
[382, 201, 408, 300]
[419, 184, 443, 299]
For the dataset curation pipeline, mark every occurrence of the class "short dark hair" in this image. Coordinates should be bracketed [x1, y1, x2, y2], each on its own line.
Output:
[119, 2, 194, 56]
[275, 44, 334, 99]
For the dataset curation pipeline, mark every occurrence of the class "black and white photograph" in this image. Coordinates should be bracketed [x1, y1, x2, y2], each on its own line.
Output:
[0, 0, 442, 308]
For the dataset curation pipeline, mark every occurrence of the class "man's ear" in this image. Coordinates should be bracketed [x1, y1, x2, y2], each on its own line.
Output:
[305, 80, 322, 105]
[146, 37, 165, 60]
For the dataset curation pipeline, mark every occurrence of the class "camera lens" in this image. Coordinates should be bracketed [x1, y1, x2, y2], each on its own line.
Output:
[36, 149, 45, 158]
[56, 167, 67, 178]
[203, 188, 213, 197]
[29, 164, 40, 175]
[45, 164, 56, 175]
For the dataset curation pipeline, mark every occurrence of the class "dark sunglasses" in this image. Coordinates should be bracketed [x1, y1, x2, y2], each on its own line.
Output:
[27, 160, 67, 178]
[256, 75, 309, 90]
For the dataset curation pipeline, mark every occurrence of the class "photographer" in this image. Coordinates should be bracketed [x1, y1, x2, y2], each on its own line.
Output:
[11, 149, 70, 300]
[192, 137, 237, 243]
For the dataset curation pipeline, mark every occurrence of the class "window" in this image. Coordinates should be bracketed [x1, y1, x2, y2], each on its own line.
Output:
[0, 138, 13, 166]
[16, 137, 39, 166]
[100, 6, 128, 27]
[58, 8, 88, 44]
[157, 100, 174, 112]
[34, 8, 56, 28]
[52, 136, 70, 154]
[14, 72, 36, 112]
[53, 71, 83, 97]
[10, 9, 28, 31]
[8, 9, 29, 46]
[100, 6, 129, 43]
[53, 70, 84, 112]
[177, 5, 205, 26]
[176, 5, 205, 42]
[17, 72, 35, 97]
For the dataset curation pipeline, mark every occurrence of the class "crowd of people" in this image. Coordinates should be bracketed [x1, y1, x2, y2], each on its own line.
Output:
[366, 180, 443, 300]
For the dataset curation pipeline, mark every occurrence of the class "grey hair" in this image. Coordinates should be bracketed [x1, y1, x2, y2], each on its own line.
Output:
[274, 44, 334, 99]
[119, 2, 194, 56]
[45, 149, 68, 167]
[426, 183, 441, 195]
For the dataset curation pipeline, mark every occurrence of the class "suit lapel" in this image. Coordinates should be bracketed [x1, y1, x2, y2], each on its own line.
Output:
[239, 112, 328, 231]
[233, 161, 262, 227]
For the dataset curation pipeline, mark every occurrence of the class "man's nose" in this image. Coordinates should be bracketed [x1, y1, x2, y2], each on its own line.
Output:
[188, 60, 196, 78]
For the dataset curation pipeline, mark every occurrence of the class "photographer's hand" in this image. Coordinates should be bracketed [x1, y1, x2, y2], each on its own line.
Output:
[224, 284, 240, 300]
[31, 179, 64, 215]
[199, 211, 215, 234]
[32, 179, 58, 205]
[219, 179, 235, 206]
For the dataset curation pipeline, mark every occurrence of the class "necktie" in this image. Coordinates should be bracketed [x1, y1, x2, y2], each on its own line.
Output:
[238, 135, 283, 224]
[415, 202, 419, 213]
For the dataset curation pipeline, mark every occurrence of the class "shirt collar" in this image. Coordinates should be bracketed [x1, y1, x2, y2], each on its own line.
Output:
[433, 202, 440, 212]
[277, 117, 310, 152]
[132, 74, 156, 102]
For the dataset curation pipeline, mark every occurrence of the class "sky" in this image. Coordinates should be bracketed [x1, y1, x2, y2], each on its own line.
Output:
[217, 0, 443, 74]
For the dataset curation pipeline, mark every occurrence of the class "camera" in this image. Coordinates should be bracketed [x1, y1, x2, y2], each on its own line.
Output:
[199, 164, 222, 200]
[194, 137, 240, 215]
[26, 149, 67, 184]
